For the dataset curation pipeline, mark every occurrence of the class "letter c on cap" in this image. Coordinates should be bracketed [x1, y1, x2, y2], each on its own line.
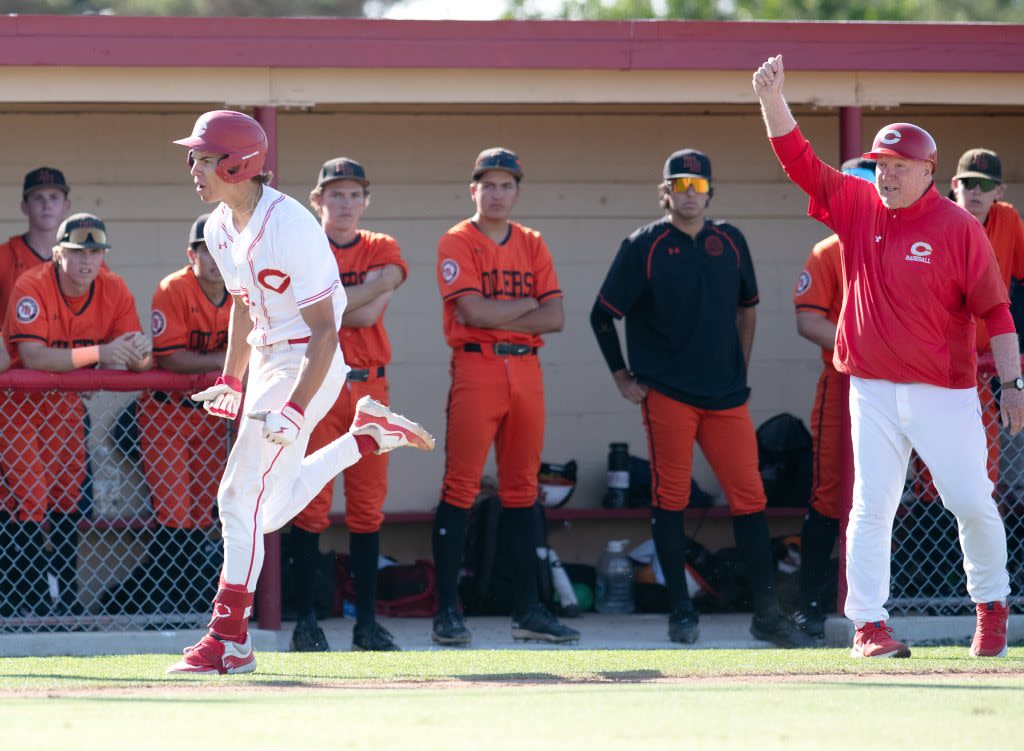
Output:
[880, 130, 902, 145]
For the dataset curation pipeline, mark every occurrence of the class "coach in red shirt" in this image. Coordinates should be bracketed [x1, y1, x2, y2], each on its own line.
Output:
[754, 55, 1023, 660]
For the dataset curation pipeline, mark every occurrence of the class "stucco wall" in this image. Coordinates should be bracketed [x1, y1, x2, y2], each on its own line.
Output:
[1, 103, 1021, 515]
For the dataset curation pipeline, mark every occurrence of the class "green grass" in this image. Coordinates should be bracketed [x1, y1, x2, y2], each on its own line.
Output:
[1, 649, 1021, 751]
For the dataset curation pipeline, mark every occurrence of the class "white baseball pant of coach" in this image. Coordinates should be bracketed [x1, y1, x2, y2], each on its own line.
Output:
[218, 340, 358, 592]
[845, 376, 1011, 623]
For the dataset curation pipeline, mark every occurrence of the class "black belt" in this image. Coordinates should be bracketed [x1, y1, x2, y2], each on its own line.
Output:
[152, 391, 204, 409]
[347, 366, 386, 382]
[463, 343, 538, 356]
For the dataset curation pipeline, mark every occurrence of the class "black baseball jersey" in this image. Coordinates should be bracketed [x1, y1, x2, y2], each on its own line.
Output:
[595, 217, 759, 409]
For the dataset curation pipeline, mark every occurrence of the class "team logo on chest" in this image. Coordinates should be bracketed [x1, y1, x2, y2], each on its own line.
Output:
[704, 236, 724, 257]
[257, 268, 291, 293]
[441, 259, 459, 285]
[795, 270, 812, 295]
[15, 296, 39, 324]
[905, 241, 933, 265]
[151, 310, 167, 337]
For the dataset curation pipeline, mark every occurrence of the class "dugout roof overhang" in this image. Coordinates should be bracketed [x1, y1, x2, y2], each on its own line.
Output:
[0, 16, 1023, 109]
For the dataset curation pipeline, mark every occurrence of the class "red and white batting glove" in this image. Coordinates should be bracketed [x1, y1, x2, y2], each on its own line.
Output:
[191, 375, 244, 419]
[248, 402, 304, 447]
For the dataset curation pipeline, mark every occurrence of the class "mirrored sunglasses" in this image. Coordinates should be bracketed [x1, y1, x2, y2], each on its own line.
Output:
[669, 177, 710, 194]
[62, 226, 108, 248]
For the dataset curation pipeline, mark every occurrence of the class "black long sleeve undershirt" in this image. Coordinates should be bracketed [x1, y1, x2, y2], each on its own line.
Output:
[589, 300, 628, 374]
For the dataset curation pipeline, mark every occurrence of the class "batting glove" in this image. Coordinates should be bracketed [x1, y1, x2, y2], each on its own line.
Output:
[248, 402, 305, 447]
[191, 375, 244, 419]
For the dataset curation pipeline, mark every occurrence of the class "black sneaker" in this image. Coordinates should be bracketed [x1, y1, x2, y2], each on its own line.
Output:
[668, 605, 700, 644]
[750, 611, 818, 648]
[353, 622, 401, 652]
[793, 602, 826, 638]
[291, 615, 330, 652]
[432, 607, 472, 646]
[512, 604, 580, 644]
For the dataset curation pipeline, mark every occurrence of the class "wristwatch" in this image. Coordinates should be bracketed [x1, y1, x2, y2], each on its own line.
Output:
[1003, 377, 1024, 391]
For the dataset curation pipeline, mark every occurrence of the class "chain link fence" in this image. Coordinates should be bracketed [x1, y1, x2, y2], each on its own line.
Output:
[890, 357, 1024, 615]
[0, 370, 227, 633]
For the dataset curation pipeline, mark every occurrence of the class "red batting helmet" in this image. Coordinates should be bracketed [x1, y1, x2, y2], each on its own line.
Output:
[174, 110, 268, 184]
[863, 123, 937, 171]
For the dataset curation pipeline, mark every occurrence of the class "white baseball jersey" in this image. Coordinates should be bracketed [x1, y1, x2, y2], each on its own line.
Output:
[205, 185, 346, 347]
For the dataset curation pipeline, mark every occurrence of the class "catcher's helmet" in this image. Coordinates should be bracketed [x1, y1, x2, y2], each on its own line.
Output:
[863, 123, 937, 171]
[174, 110, 268, 184]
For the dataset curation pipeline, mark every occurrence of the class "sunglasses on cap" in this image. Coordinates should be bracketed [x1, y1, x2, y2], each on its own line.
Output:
[668, 177, 710, 194]
[61, 226, 109, 249]
[958, 177, 998, 193]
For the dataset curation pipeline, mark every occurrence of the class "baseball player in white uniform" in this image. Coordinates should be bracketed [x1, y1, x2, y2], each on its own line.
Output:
[166, 111, 434, 675]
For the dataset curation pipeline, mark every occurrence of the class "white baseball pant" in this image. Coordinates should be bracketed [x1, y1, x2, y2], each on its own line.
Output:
[217, 341, 362, 591]
[845, 376, 1010, 623]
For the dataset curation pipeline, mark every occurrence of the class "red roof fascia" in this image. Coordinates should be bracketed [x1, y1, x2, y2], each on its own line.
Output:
[0, 16, 1022, 72]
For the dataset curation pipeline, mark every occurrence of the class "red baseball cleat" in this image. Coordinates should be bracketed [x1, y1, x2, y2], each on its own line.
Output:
[350, 396, 435, 454]
[850, 621, 911, 658]
[166, 634, 256, 675]
[970, 601, 1009, 657]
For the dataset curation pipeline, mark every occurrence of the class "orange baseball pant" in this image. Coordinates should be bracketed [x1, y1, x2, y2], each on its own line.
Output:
[138, 392, 228, 530]
[293, 376, 389, 535]
[641, 388, 766, 515]
[0, 392, 86, 523]
[441, 348, 544, 510]
[808, 365, 846, 520]
[913, 376, 1000, 502]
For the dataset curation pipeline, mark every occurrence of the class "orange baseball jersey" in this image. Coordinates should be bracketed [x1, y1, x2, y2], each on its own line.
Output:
[5, 262, 141, 367]
[333, 230, 408, 368]
[0, 235, 49, 321]
[793, 234, 843, 365]
[151, 265, 230, 356]
[975, 201, 1024, 352]
[436, 219, 561, 349]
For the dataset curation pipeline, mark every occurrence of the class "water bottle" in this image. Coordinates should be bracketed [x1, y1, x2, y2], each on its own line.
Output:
[595, 539, 635, 614]
[602, 442, 630, 509]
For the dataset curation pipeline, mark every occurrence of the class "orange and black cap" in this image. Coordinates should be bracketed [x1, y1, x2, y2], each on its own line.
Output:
[472, 148, 523, 181]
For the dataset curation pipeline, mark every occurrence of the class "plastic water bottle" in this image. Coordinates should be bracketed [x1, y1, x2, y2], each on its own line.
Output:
[602, 443, 630, 509]
[595, 539, 635, 614]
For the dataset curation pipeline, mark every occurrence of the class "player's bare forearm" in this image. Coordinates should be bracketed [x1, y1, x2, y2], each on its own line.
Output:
[17, 341, 79, 372]
[494, 297, 564, 334]
[342, 290, 393, 328]
[344, 264, 404, 311]
[287, 298, 338, 412]
[222, 294, 254, 380]
[737, 306, 756, 367]
[992, 332, 1024, 434]
[157, 349, 227, 374]
[455, 294, 539, 329]
[753, 55, 797, 138]
[796, 310, 837, 351]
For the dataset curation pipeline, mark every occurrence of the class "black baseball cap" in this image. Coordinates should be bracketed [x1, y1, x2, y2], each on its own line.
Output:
[56, 213, 110, 250]
[472, 148, 523, 181]
[953, 148, 1002, 183]
[663, 149, 712, 181]
[317, 157, 369, 189]
[23, 166, 69, 199]
[189, 213, 210, 247]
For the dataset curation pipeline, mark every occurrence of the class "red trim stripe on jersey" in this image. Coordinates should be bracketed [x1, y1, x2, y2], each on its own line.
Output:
[295, 279, 340, 307]
[245, 194, 286, 348]
[646, 228, 672, 280]
[597, 294, 625, 318]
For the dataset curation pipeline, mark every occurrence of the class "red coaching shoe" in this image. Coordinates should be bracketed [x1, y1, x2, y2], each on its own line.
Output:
[166, 634, 256, 675]
[350, 396, 435, 454]
[970, 601, 1009, 658]
[850, 621, 911, 658]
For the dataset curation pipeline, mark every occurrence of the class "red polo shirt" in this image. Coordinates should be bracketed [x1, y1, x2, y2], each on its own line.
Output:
[771, 127, 1007, 389]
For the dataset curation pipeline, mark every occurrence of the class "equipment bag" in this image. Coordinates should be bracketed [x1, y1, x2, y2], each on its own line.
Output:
[756, 412, 813, 507]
